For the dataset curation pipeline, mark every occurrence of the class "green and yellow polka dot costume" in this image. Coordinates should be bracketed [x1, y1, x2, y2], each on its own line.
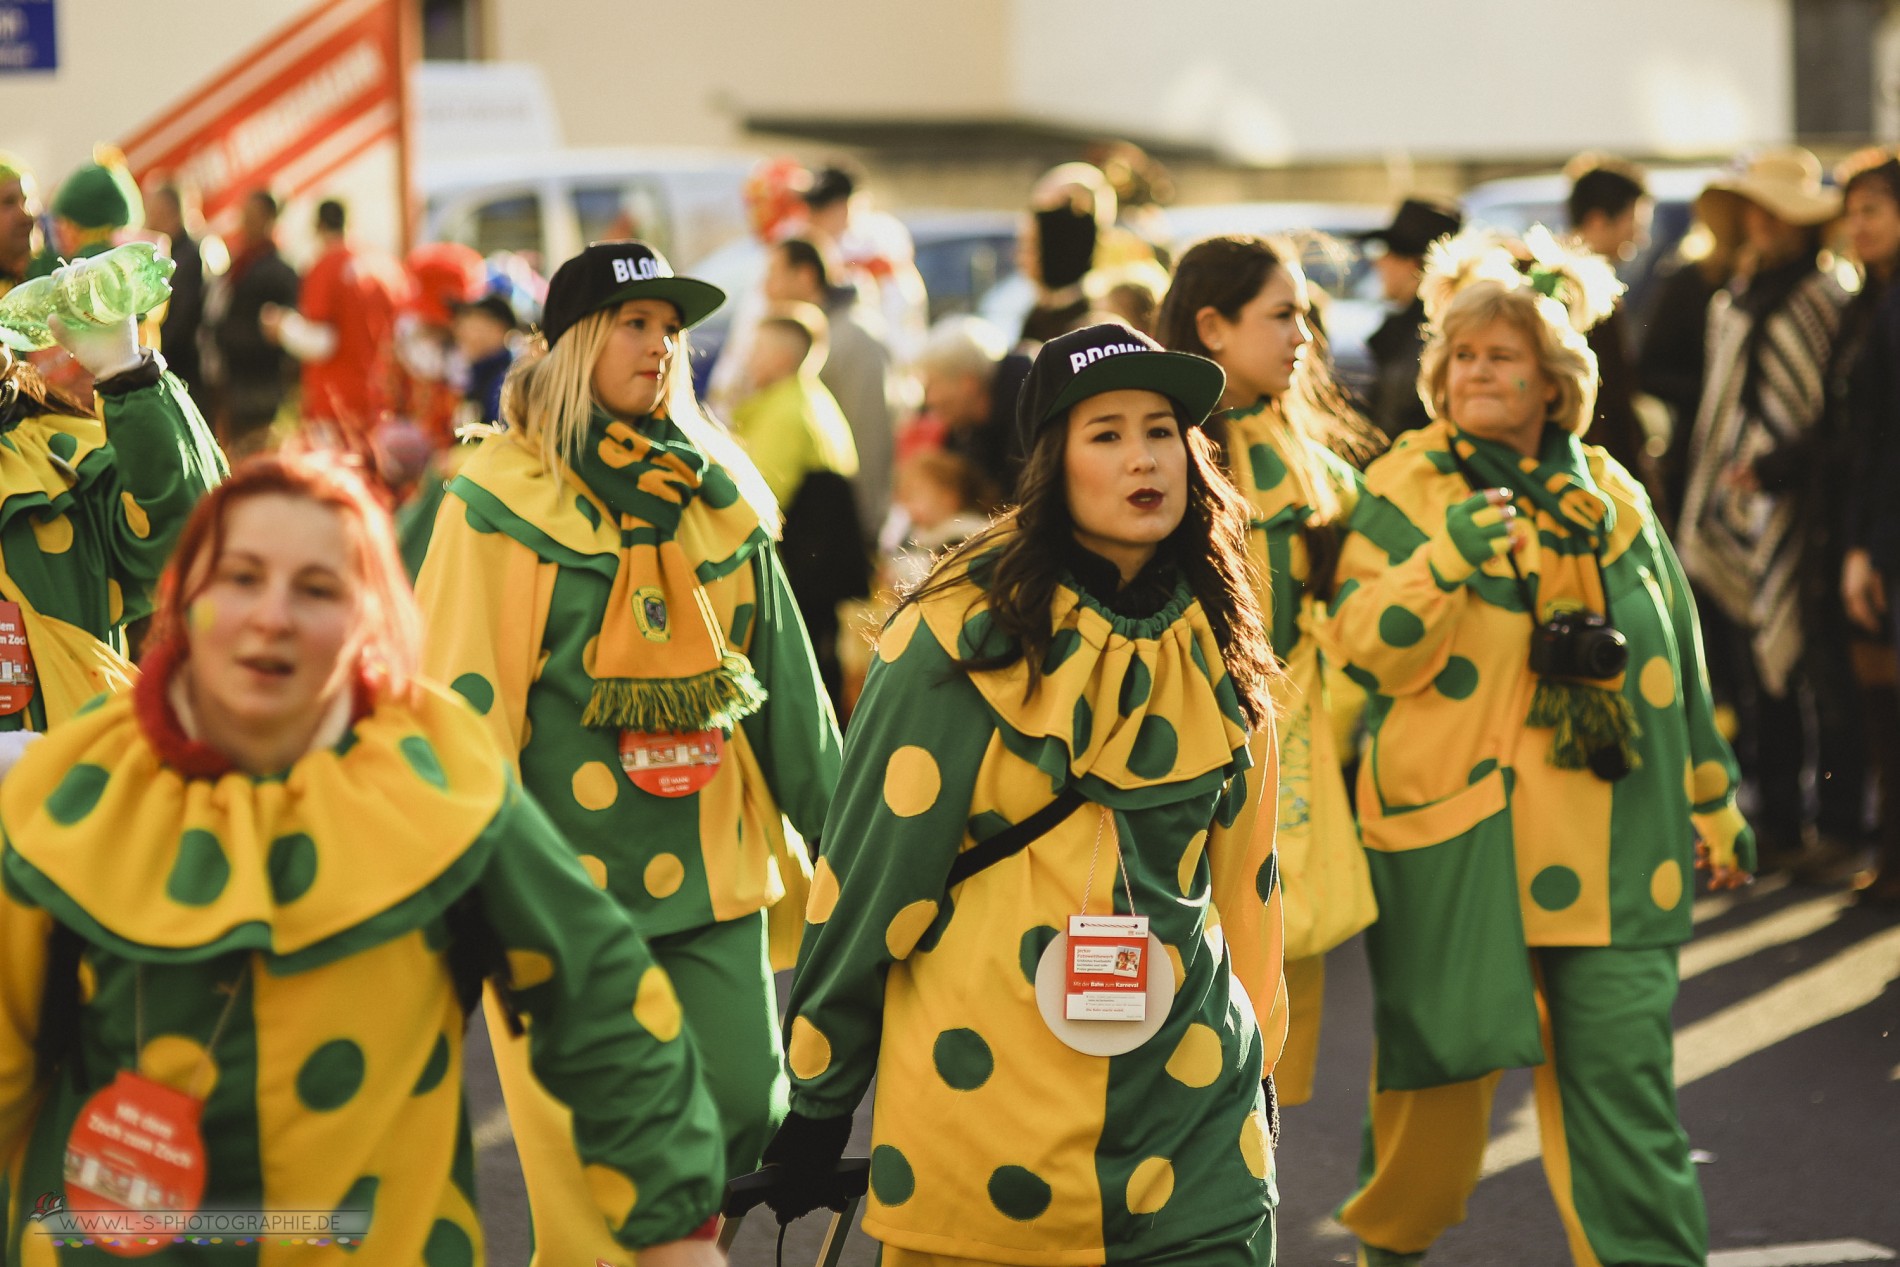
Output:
[1314, 420, 1744, 1266]
[1219, 401, 1376, 1107]
[0, 680, 726, 1266]
[415, 421, 841, 1263]
[786, 540, 1283, 1266]
[0, 373, 222, 725]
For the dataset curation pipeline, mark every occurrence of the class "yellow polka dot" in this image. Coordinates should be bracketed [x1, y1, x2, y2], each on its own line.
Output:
[1126, 1157, 1175, 1215]
[139, 1035, 218, 1098]
[883, 746, 941, 817]
[878, 604, 923, 662]
[521, 716, 534, 746]
[807, 856, 840, 924]
[533, 649, 551, 681]
[583, 1163, 639, 1224]
[571, 761, 619, 811]
[31, 513, 72, 554]
[77, 956, 97, 1003]
[107, 579, 123, 624]
[788, 1015, 832, 1079]
[1240, 1109, 1270, 1179]
[1164, 942, 1185, 987]
[507, 949, 554, 989]
[644, 853, 685, 899]
[1692, 760, 1731, 804]
[1650, 859, 1684, 912]
[579, 855, 608, 888]
[1164, 1023, 1223, 1088]
[1682, 759, 1697, 803]
[1639, 656, 1676, 709]
[1177, 830, 1208, 897]
[121, 492, 151, 540]
[583, 635, 600, 671]
[884, 898, 940, 958]
[631, 965, 682, 1042]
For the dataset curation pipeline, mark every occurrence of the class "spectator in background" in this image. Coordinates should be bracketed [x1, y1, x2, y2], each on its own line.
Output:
[261, 198, 401, 445]
[1357, 196, 1463, 439]
[799, 160, 928, 365]
[1017, 162, 1118, 343]
[1643, 221, 1739, 530]
[883, 449, 992, 590]
[764, 236, 899, 537]
[1566, 155, 1657, 494]
[1090, 139, 1178, 267]
[0, 152, 38, 293]
[145, 183, 206, 400]
[451, 291, 521, 429]
[1087, 257, 1172, 336]
[394, 240, 486, 446]
[1676, 148, 1856, 875]
[201, 189, 299, 457]
[910, 315, 1014, 506]
[31, 147, 147, 401]
[707, 156, 812, 416]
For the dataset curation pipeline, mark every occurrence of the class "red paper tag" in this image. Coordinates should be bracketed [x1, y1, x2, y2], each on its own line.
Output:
[65, 1071, 208, 1257]
[618, 729, 724, 798]
[0, 600, 36, 716]
[1065, 914, 1150, 1021]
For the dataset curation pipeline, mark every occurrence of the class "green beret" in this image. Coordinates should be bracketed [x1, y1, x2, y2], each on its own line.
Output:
[51, 146, 142, 231]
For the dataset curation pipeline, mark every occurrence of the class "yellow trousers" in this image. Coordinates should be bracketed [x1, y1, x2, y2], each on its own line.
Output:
[1274, 954, 1326, 1106]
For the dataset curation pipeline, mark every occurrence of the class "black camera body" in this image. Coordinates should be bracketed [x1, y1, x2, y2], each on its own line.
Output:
[1528, 609, 1629, 682]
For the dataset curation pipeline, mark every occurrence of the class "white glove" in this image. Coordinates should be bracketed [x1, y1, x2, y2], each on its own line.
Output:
[48, 312, 143, 381]
[0, 729, 41, 782]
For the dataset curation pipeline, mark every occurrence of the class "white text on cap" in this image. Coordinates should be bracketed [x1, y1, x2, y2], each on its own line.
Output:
[1069, 341, 1149, 373]
[612, 256, 666, 283]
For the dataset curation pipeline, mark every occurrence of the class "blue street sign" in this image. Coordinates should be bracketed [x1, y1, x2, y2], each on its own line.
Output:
[0, 0, 54, 73]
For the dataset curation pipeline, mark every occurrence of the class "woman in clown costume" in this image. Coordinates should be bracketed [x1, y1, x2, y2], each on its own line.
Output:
[414, 241, 840, 1263]
[1156, 234, 1381, 1109]
[764, 323, 1283, 1264]
[1313, 232, 1751, 1267]
[0, 453, 726, 1266]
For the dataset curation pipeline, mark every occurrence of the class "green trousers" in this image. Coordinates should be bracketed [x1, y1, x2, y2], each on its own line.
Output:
[1340, 944, 1706, 1267]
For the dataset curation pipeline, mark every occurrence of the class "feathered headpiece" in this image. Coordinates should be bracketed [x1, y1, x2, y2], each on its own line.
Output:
[1420, 226, 1623, 335]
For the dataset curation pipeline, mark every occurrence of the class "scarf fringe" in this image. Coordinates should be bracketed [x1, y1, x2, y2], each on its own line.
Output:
[583, 654, 768, 733]
[1528, 678, 1641, 773]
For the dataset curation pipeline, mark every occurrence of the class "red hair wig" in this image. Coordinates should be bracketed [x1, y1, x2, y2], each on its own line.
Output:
[145, 452, 422, 702]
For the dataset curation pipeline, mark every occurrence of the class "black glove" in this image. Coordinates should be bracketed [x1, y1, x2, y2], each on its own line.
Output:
[759, 1110, 854, 1223]
[1262, 1074, 1281, 1150]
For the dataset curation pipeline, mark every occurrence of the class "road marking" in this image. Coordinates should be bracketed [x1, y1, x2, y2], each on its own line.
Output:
[1693, 873, 1790, 924]
[1707, 1240, 1896, 1265]
[1680, 892, 1852, 981]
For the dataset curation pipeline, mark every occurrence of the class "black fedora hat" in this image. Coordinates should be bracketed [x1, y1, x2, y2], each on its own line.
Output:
[1356, 197, 1464, 258]
[1016, 323, 1225, 447]
[540, 240, 725, 348]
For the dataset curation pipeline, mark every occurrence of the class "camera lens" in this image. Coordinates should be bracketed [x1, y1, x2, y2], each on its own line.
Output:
[1588, 744, 1632, 782]
[1583, 628, 1629, 678]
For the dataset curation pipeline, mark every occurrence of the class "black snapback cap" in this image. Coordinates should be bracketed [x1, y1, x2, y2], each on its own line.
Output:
[1016, 323, 1226, 447]
[540, 240, 726, 348]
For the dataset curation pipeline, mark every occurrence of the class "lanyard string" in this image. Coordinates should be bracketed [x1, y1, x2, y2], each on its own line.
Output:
[1078, 804, 1139, 917]
[135, 959, 251, 1101]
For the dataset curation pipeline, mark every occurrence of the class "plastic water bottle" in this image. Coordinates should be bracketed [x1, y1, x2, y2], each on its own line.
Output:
[0, 242, 176, 350]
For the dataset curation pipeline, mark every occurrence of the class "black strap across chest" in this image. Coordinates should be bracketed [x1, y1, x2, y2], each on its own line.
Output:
[944, 787, 1088, 888]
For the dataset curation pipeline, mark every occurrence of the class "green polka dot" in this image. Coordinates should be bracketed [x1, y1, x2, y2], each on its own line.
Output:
[933, 1028, 994, 1090]
[729, 603, 756, 647]
[267, 833, 319, 904]
[1343, 663, 1380, 694]
[1248, 443, 1287, 491]
[75, 693, 108, 716]
[968, 811, 1012, 841]
[1128, 715, 1178, 778]
[336, 1176, 377, 1253]
[449, 673, 495, 715]
[1424, 449, 1460, 475]
[1217, 774, 1249, 828]
[46, 763, 111, 825]
[166, 830, 230, 906]
[967, 550, 999, 592]
[0, 435, 15, 452]
[1117, 656, 1153, 715]
[700, 466, 740, 509]
[400, 736, 448, 789]
[422, 1218, 473, 1267]
[988, 1165, 1053, 1221]
[914, 893, 956, 954]
[1434, 656, 1479, 700]
[1215, 676, 1247, 728]
[2, 861, 38, 908]
[1468, 758, 1499, 784]
[1072, 696, 1093, 753]
[48, 432, 77, 461]
[1255, 854, 1279, 902]
[422, 918, 450, 953]
[297, 1039, 367, 1111]
[1019, 925, 1059, 984]
[1331, 578, 1361, 612]
[1530, 865, 1582, 911]
[958, 610, 1002, 660]
[1188, 635, 1212, 680]
[573, 495, 602, 529]
[1043, 627, 1083, 674]
[413, 1034, 451, 1095]
[870, 1144, 916, 1206]
[1379, 606, 1425, 647]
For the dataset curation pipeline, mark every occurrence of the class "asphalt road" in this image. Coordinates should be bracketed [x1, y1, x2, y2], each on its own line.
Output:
[469, 871, 1900, 1266]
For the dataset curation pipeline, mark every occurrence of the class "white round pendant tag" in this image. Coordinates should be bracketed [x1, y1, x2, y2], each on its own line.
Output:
[1033, 931, 1176, 1056]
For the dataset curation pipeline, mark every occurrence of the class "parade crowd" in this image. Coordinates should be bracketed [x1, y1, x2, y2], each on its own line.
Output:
[0, 135, 1891, 1267]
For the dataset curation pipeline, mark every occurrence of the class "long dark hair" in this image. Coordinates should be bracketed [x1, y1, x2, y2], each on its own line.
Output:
[899, 409, 1275, 730]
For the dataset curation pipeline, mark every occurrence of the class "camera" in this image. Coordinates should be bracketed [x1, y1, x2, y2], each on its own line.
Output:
[1528, 609, 1628, 682]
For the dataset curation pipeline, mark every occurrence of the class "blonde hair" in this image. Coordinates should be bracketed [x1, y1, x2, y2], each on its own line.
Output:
[501, 309, 780, 532]
[1417, 228, 1619, 437]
